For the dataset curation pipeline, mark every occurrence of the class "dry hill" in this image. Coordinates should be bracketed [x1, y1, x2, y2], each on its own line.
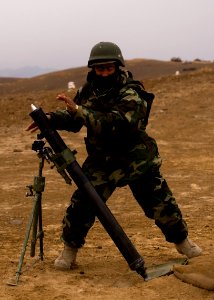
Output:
[0, 59, 214, 300]
[0, 58, 213, 95]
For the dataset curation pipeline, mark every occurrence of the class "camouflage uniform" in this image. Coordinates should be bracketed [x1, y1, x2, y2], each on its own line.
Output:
[50, 70, 188, 248]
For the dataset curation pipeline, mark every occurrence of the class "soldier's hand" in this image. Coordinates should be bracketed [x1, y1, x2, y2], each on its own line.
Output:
[57, 93, 78, 113]
[25, 121, 39, 133]
[25, 114, 51, 133]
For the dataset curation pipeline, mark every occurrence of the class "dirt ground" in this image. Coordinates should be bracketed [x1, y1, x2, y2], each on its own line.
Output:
[0, 68, 214, 299]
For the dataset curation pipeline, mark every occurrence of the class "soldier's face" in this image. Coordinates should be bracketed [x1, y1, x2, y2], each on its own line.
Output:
[94, 63, 116, 77]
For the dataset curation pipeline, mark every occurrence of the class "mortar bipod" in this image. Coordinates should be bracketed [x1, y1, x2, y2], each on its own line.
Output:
[7, 136, 47, 286]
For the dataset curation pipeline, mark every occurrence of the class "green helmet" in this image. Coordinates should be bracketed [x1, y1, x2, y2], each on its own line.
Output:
[88, 42, 125, 67]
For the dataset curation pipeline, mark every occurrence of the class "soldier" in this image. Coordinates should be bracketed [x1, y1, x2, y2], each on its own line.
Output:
[27, 42, 202, 269]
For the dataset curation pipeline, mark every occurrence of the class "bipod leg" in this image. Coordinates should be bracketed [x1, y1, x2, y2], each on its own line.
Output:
[30, 189, 44, 260]
[30, 155, 45, 260]
[7, 156, 45, 286]
[38, 192, 44, 261]
[30, 192, 44, 260]
[7, 191, 40, 286]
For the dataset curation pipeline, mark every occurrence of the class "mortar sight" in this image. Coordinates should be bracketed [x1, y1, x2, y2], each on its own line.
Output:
[32, 134, 45, 152]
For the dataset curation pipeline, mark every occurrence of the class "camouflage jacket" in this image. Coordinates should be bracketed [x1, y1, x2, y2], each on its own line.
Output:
[50, 70, 160, 171]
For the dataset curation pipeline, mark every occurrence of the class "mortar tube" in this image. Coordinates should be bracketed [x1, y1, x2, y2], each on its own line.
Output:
[29, 106, 147, 278]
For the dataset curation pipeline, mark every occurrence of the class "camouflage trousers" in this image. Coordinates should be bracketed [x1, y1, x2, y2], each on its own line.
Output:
[61, 154, 188, 248]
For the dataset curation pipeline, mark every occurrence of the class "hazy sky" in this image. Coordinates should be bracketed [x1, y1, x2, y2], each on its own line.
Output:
[1, 0, 213, 70]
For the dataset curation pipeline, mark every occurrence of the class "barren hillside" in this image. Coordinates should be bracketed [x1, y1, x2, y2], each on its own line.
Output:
[0, 61, 214, 299]
[0, 58, 213, 95]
